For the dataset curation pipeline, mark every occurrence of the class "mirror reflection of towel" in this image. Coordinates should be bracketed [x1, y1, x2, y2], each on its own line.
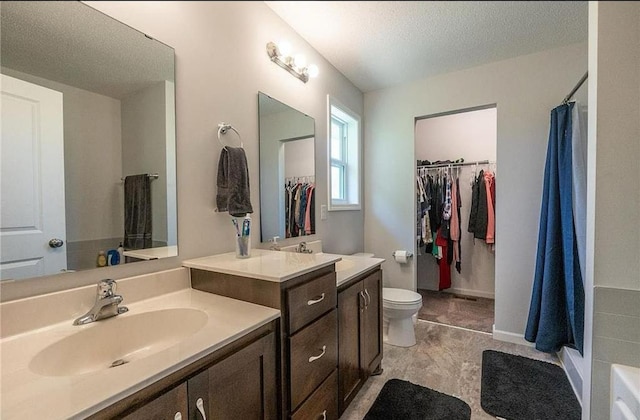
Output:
[216, 147, 253, 217]
[124, 174, 152, 250]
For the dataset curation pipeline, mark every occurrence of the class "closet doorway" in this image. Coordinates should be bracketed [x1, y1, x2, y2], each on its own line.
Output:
[415, 105, 497, 333]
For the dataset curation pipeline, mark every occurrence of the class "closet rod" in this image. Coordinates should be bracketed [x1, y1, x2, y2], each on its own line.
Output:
[562, 71, 588, 104]
[417, 160, 493, 169]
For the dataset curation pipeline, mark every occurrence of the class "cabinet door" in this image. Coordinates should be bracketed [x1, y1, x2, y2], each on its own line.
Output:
[188, 332, 277, 420]
[337, 280, 365, 413]
[122, 383, 187, 420]
[362, 270, 383, 374]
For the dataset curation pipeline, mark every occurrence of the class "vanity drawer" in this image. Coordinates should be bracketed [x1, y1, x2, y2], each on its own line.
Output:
[291, 369, 338, 420]
[287, 271, 337, 334]
[289, 309, 338, 410]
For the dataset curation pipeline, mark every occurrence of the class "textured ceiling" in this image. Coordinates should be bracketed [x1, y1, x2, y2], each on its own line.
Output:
[1, 1, 174, 100]
[264, 1, 588, 93]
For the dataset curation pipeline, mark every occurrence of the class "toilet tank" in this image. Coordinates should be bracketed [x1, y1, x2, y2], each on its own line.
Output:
[611, 364, 640, 420]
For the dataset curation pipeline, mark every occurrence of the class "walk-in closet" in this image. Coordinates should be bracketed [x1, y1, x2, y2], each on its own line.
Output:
[415, 106, 497, 333]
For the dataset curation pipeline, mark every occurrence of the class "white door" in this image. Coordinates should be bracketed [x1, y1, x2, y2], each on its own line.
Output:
[1, 74, 66, 280]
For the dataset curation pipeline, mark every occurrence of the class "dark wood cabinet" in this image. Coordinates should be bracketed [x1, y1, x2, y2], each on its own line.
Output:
[337, 268, 383, 415]
[122, 383, 188, 420]
[187, 331, 277, 420]
[90, 322, 278, 420]
[191, 264, 338, 419]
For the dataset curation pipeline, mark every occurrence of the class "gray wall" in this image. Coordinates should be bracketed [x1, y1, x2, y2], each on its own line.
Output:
[1, 1, 364, 301]
[583, 2, 640, 419]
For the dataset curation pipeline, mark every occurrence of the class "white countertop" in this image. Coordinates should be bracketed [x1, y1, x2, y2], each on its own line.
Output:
[182, 249, 342, 282]
[318, 253, 385, 287]
[0, 288, 280, 419]
[123, 245, 178, 260]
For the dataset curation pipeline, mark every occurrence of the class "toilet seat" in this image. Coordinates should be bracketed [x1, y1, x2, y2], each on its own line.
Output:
[383, 287, 422, 306]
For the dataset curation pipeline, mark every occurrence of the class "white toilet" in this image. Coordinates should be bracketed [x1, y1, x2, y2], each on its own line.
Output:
[382, 287, 423, 347]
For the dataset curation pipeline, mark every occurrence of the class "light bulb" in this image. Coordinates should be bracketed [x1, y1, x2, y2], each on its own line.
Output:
[278, 40, 292, 57]
[294, 54, 307, 69]
[308, 64, 319, 78]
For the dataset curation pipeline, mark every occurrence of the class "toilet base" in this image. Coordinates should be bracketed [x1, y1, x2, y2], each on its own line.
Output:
[385, 316, 417, 347]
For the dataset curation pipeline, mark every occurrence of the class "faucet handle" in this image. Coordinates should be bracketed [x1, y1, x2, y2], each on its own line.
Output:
[97, 279, 117, 298]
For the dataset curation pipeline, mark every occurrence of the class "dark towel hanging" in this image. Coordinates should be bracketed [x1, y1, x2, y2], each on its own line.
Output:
[216, 146, 253, 217]
[124, 174, 152, 250]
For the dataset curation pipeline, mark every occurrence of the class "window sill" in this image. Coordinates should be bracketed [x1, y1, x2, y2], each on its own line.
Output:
[328, 204, 361, 211]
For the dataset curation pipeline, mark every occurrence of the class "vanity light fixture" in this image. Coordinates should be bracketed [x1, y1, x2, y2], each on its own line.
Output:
[266, 41, 319, 83]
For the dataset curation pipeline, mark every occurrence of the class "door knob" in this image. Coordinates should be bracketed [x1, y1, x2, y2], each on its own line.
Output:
[49, 238, 64, 248]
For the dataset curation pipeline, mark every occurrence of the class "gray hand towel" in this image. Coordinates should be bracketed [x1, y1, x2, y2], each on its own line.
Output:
[124, 174, 152, 249]
[216, 146, 253, 217]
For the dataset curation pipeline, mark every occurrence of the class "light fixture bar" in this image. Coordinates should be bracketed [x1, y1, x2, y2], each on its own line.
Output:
[266, 41, 309, 83]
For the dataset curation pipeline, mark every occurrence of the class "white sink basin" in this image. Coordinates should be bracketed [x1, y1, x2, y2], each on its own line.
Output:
[335, 259, 355, 272]
[29, 308, 208, 377]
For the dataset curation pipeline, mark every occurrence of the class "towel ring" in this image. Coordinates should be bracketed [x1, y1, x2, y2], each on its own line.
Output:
[217, 122, 243, 149]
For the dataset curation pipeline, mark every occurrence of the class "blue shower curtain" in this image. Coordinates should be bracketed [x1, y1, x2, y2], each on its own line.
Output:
[525, 103, 585, 356]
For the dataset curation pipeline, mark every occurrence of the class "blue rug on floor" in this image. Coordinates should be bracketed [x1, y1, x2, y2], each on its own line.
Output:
[481, 350, 581, 420]
[364, 379, 471, 420]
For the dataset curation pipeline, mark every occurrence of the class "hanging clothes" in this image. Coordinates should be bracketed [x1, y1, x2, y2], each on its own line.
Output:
[285, 180, 316, 238]
[525, 103, 584, 356]
[450, 176, 462, 273]
[435, 228, 451, 290]
[484, 171, 496, 244]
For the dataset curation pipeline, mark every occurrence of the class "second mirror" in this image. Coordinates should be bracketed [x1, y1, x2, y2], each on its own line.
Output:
[258, 92, 315, 243]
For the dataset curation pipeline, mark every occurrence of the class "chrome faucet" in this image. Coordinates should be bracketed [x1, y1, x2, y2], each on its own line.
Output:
[73, 279, 129, 325]
[297, 241, 313, 254]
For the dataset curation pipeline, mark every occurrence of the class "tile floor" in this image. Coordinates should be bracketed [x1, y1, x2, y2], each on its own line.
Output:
[417, 289, 495, 334]
[340, 320, 560, 419]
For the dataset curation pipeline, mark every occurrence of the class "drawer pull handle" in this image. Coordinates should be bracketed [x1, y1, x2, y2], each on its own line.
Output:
[307, 293, 325, 306]
[196, 397, 207, 420]
[321, 409, 327, 420]
[359, 291, 366, 309]
[308, 345, 327, 362]
[364, 289, 371, 307]
[174, 412, 182, 420]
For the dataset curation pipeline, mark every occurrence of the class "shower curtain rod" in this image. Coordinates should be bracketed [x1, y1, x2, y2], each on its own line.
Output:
[417, 159, 494, 169]
[562, 71, 588, 104]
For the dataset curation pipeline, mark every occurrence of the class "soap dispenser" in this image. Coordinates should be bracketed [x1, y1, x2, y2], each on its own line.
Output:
[270, 236, 281, 251]
[96, 250, 107, 267]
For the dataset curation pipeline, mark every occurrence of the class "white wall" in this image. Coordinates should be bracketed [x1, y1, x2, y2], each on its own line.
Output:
[284, 138, 315, 179]
[584, 2, 640, 419]
[121, 81, 169, 245]
[1, 67, 124, 243]
[1, 1, 365, 300]
[415, 107, 497, 298]
[364, 42, 587, 341]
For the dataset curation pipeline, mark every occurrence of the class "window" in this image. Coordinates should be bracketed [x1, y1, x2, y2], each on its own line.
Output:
[328, 96, 361, 210]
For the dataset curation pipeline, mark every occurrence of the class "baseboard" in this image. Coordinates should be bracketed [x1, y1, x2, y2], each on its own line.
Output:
[558, 347, 583, 405]
[447, 287, 495, 299]
[492, 326, 535, 347]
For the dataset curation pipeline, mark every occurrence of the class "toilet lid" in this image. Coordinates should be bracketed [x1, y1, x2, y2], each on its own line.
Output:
[383, 287, 422, 304]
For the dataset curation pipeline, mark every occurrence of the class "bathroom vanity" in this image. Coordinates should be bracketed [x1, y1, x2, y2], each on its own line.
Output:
[0, 269, 280, 419]
[0, 252, 384, 419]
[183, 249, 384, 420]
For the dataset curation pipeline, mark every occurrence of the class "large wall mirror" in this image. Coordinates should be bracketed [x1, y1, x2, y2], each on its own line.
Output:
[0, 2, 177, 281]
[258, 92, 315, 242]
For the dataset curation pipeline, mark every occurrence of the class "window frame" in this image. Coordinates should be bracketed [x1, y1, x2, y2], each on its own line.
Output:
[327, 95, 361, 211]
